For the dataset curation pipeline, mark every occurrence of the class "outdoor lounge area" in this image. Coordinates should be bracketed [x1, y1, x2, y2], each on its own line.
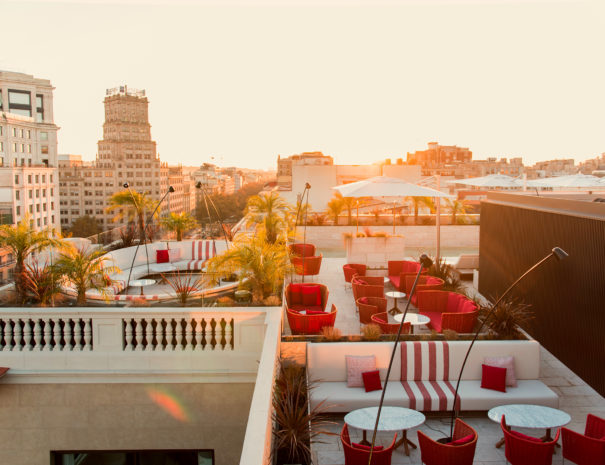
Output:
[281, 253, 605, 465]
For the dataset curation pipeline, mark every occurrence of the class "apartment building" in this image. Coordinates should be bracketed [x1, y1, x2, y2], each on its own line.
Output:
[406, 142, 473, 176]
[0, 71, 60, 231]
[59, 86, 193, 231]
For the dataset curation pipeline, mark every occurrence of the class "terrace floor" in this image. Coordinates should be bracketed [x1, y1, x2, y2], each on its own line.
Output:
[301, 257, 605, 464]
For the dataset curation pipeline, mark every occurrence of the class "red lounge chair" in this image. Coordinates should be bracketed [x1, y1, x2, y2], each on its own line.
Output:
[403, 275, 445, 306]
[286, 304, 337, 335]
[341, 424, 396, 465]
[371, 312, 410, 335]
[284, 282, 329, 313]
[416, 290, 478, 333]
[562, 414, 605, 465]
[0, 367, 8, 378]
[501, 415, 560, 465]
[417, 418, 478, 465]
[291, 254, 323, 277]
[357, 296, 387, 324]
[387, 260, 427, 292]
[288, 243, 316, 257]
[343, 263, 367, 286]
[352, 275, 385, 302]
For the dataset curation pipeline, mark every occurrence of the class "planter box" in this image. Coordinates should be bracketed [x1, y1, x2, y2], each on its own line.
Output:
[344, 235, 405, 267]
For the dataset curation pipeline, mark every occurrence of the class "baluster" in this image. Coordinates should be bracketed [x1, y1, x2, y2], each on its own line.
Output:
[201, 319, 207, 350]
[14, 319, 22, 351]
[24, 319, 32, 351]
[43, 319, 52, 351]
[184, 319, 193, 351]
[53, 319, 62, 351]
[125, 319, 133, 350]
[0, 320, 4, 351]
[195, 319, 204, 350]
[166, 319, 174, 350]
[4, 319, 13, 351]
[74, 319, 82, 350]
[159, 318, 167, 351]
[210, 318, 217, 350]
[83, 320, 92, 351]
[174, 318, 183, 351]
[145, 318, 154, 351]
[225, 318, 233, 350]
[134, 319, 143, 351]
[34, 319, 42, 351]
[64, 318, 72, 351]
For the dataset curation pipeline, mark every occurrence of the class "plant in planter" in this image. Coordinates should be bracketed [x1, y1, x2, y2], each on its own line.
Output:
[479, 297, 533, 340]
[427, 256, 465, 293]
[163, 270, 204, 307]
[319, 326, 342, 342]
[22, 260, 63, 306]
[361, 324, 382, 341]
[272, 359, 335, 465]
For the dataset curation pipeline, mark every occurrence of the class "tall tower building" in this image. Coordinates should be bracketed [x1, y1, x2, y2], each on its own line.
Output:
[0, 71, 60, 231]
[59, 86, 191, 231]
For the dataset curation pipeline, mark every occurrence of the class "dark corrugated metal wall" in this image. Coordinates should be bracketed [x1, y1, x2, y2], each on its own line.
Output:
[479, 202, 605, 397]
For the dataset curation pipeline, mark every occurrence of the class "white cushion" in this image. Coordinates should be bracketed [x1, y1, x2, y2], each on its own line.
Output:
[307, 343, 401, 382]
[310, 381, 409, 413]
[457, 380, 559, 410]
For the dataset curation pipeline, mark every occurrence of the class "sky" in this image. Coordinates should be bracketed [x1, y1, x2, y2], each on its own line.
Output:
[1, 0, 604, 170]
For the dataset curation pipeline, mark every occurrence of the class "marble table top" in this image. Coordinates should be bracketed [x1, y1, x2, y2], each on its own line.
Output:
[393, 313, 431, 326]
[385, 291, 406, 299]
[129, 279, 156, 287]
[345, 406, 425, 432]
[487, 404, 571, 429]
[150, 263, 176, 273]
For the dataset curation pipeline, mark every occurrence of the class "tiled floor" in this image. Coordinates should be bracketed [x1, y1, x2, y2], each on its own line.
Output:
[301, 258, 605, 464]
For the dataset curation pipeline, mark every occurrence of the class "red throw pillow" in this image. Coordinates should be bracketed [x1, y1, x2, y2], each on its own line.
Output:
[301, 285, 321, 306]
[156, 250, 169, 263]
[481, 364, 507, 393]
[357, 279, 369, 285]
[510, 430, 543, 443]
[306, 310, 327, 315]
[449, 433, 474, 446]
[362, 370, 382, 392]
[359, 297, 369, 305]
[352, 443, 383, 451]
[290, 283, 303, 305]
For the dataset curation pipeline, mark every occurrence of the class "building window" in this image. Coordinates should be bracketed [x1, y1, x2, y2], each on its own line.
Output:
[29, 205, 33, 214]
[28, 190, 32, 199]
[14, 175, 18, 184]
[28, 175, 32, 184]
[36, 190, 39, 198]
[27, 130, 31, 139]
[35, 175, 39, 183]
[43, 203, 46, 211]
[27, 144, 31, 153]
[52, 215, 54, 223]
[8, 90, 32, 117]
[36, 94, 44, 122]
[15, 191, 19, 200]
[41, 146, 49, 154]
[12, 143, 17, 152]
[0, 142, 3, 152]
[44, 217, 47, 225]
[16, 206, 20, 216]
[36, 204, 40, 213]
[42, 175, 45, 183]
[50, 175, 53, 182]
[37, 218, 40, 227]
[20, 144, 24, 153]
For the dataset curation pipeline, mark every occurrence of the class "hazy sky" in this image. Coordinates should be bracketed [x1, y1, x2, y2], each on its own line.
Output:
[2, 0, 604, 169]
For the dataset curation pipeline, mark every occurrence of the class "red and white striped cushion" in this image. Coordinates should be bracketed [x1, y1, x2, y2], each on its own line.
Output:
[191, 241, 218, 261]
[400, 341, 459, 411]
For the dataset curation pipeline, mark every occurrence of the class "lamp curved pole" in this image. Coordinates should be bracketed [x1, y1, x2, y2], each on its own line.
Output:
[124, 183, 143, 289]
[368, 254, 434, 464]
[301, 184, 311, 284]
[446, 246, 568, 440]
[293, 183, 310, 240]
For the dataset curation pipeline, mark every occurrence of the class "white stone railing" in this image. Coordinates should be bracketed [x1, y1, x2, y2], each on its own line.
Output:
[0, 307, 274, 383]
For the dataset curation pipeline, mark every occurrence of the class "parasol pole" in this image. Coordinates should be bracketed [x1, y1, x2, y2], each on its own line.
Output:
[436, 175, 441, 260]
[392, 201, 396, 235]
[356, 200, 359, 235]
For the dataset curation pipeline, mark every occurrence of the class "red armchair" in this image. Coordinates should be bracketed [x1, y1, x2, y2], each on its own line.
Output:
[388, 260, 427, 291]
[352, 275, 385, 306]
[291, 254, 323, 277]
[501, 416, 560, 465]
[357, 296, 387, 324]
[343, 263, 367, 285]
[404, 275, 445, 306]
[285, 283, 328, 313]
[417, 418, 478, 465]
[288, 243, 316, 257]
[371, 312, 410, 335]
[562, 414, 605, 465]
[341, 424, 396, 465]
[416, 290, 478, 333]
[286, 304, 337, 335]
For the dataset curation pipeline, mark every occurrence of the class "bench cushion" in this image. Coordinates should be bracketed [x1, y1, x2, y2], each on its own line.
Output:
[310, 381, 409, 413]
[457, 380, 559, 410]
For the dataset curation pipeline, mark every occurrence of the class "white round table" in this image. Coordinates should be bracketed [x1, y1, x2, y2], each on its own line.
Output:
[344, 406, 425, 456]
[129, 279, 156, 296]
[393, 313, 431, 333]
[488, 404, 571, 449]
[385, 291, 406, 315]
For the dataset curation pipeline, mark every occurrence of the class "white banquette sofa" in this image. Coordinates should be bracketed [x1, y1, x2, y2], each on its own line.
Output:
[83, 239, 229, 302]
[308, 340, 558, 413]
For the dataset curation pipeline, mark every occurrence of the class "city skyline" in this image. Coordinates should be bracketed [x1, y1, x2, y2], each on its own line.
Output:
[2, 0, 604, 169]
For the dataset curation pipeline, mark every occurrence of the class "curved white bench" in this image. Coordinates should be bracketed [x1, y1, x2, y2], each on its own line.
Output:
[63, 239, 231, 302]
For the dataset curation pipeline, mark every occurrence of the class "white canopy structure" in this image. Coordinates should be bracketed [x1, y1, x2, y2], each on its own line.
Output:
[446, 174, 522, 189]
[526, 174, 605, 188]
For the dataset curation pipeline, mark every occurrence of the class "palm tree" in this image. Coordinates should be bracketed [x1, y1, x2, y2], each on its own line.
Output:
[245, 191, 290, 244]
[160, 212, 197, 241]
[326, 195, 344, 225]
[106, 189, 156, 243]
[335, 192, 356, 225]
[206, 233, 290, 302]
[445, 198, 470, 224]
[0, 218, 62, 305]
[55, 244, 117, 306]
[408, 196, 435, 224]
